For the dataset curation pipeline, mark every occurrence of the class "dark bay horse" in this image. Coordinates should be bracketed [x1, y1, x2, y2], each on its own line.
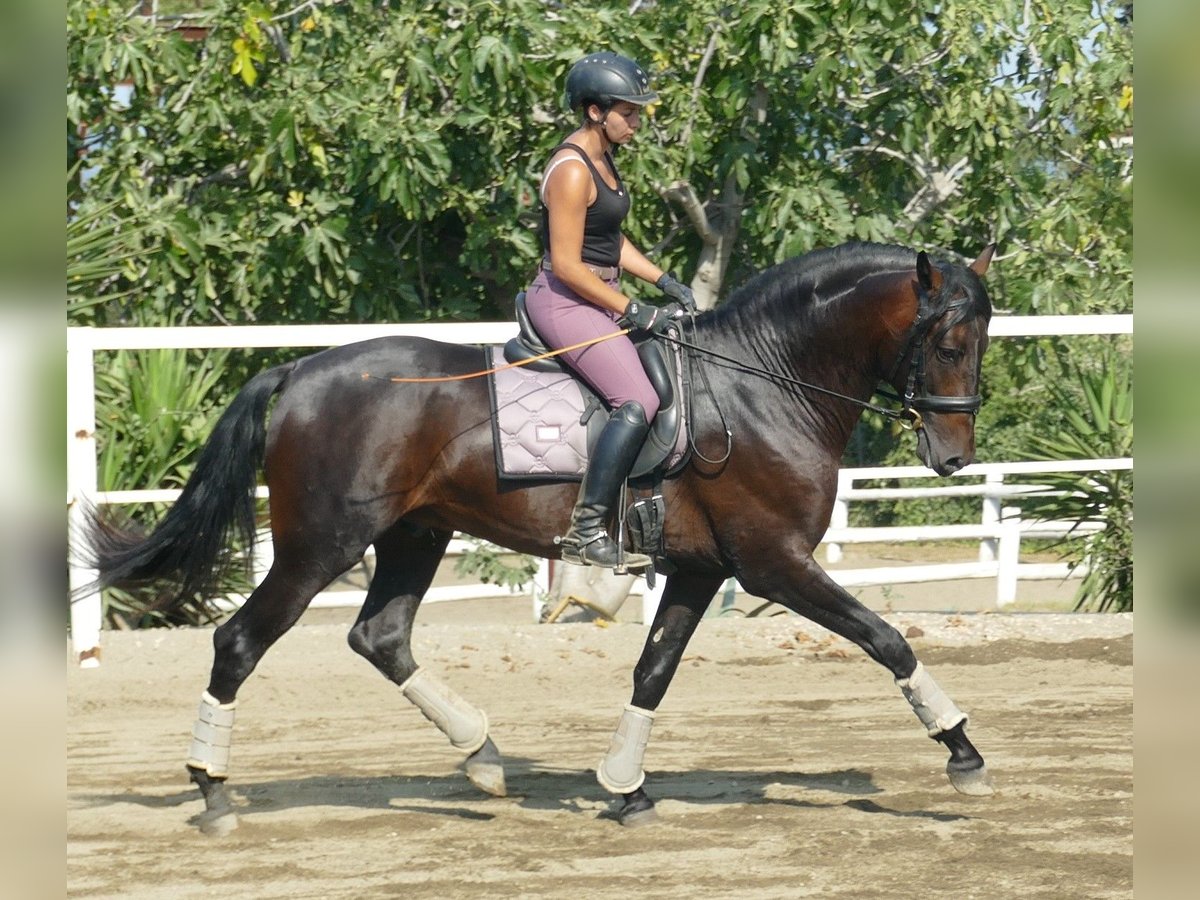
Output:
[91, 241, 996, 834]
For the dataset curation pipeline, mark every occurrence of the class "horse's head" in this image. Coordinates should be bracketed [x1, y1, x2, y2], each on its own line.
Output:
[887, 245, 995, 476]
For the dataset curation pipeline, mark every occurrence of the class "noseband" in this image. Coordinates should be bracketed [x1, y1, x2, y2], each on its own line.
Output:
[879, 280, 983, 430]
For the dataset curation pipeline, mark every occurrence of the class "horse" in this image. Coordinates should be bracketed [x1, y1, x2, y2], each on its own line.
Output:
[88, 240, 997, 834]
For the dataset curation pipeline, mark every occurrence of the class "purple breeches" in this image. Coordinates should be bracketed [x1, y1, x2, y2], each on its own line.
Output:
[524, 269, 660, 420]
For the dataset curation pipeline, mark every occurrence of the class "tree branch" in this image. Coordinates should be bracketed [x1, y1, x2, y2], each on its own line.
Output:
[272, 0, 343, 22]
[681, 26, 720, 154]
[659, 181, 716, 245]
[902, 155, 973, 224]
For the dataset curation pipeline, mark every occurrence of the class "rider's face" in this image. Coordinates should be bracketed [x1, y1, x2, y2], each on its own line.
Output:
[601, 102, 641, 143]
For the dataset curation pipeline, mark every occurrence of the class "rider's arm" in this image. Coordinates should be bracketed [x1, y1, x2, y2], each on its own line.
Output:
[618, 236, 665, 286]
[543, 157, 631, 317]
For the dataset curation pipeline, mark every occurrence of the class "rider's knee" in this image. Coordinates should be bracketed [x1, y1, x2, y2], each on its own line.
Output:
[620, 391, 658, 423]
[616, 400, 650, 426]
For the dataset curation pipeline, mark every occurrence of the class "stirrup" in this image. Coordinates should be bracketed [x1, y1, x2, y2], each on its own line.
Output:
[556, 529, 651, 571]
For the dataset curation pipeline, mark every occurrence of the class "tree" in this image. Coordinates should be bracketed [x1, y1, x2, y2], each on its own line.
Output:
[69, 0, 1131, 325]
[630, 1, 1132, 312]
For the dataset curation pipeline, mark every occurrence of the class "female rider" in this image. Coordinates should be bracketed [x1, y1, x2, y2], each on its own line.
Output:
[525, 51, 694, 570]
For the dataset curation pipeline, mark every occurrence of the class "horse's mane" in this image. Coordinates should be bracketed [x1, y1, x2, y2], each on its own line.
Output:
[705, 242, 991, 340]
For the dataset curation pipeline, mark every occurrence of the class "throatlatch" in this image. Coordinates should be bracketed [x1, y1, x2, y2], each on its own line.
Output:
[186, 691, 237, 778]
[400, 668, 489, 754]
[597, 704, 655, 793]
[896, 662, 968, 736]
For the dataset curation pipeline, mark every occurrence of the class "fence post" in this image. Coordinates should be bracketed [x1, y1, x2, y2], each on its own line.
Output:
[826, 472, 851, 564]
[66, 328, 102, 667]
[996, 505, 1021, 608]
[532, 557, 552, 621]
[980, 472, 1004, 562]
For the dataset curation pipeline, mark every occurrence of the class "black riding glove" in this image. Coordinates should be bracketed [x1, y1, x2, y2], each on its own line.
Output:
[621, 300, 683, 336]
[655, 273, 697, 312]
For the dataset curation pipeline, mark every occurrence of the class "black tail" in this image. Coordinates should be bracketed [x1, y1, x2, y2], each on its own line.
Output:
[86, 363, 294, 607]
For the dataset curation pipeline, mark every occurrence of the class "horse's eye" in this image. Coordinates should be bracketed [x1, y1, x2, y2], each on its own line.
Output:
[935, 346, 962, 364]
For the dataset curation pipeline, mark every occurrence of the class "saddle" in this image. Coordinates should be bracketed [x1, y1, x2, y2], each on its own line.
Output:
[490, 292, 690, 483]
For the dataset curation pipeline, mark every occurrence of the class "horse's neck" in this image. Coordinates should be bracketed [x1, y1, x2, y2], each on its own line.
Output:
[696, 311, 878, 453]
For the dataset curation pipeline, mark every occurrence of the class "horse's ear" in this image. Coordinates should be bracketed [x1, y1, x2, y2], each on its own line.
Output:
[916, 251, 941, 291]
[970, 243, 997, 276]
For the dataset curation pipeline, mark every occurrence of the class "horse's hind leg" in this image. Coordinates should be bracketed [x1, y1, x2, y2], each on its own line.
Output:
[346, 524, 506, 797]
[188, 545, 362, 835]
[754, 560, 993, 797]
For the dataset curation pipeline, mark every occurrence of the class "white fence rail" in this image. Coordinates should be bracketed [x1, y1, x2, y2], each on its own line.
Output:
[67, 315, 1132, 664]
[631, 458, 1129, 624]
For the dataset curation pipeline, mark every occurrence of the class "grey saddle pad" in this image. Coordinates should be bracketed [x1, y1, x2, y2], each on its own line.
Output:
[487, 346, 687, 481]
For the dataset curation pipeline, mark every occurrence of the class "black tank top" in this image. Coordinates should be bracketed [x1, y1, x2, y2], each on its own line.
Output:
[540, 142, 630, 268]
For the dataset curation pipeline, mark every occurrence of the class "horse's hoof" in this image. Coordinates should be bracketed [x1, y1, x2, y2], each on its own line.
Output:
[464, 737, 507, 797]
[617, 790, 658, 827]
[947, 760, 995, 796]
[197, 808, 239, 836]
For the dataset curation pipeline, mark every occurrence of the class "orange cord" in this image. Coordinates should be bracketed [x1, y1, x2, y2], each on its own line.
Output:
[360, 328, 632, 384]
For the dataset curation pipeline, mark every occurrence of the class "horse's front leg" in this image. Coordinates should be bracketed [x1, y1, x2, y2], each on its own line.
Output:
[597, 572, 724, 826]
[745, 556, 994, 796]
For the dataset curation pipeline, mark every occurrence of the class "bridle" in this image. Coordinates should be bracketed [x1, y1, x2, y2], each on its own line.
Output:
[875, 278, 983, 430]
[660, 276, 984, 434]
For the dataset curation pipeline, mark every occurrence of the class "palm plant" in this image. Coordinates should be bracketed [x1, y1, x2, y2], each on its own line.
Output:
[67, 164, 151, 321]
[71, 167, 248, 625]
[1019, 346, 1132, 611]
[94, 346, 249, 627]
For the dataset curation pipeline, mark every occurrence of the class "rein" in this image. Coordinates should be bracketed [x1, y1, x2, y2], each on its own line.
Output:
[362, 279, 980, 434]
[660, 326, 917, 427]
[666, 279, 983, 431]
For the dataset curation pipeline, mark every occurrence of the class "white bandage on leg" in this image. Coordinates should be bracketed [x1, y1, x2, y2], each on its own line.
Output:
[596, 704, 655, 794]
[400, 668, 488, 755]
[186, 691, 237, 777]
[896, 662, 968, 737]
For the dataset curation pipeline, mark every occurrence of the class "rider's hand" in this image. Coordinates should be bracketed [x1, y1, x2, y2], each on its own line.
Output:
[655, 273, 697, 312]
[621, 300, 682, 336]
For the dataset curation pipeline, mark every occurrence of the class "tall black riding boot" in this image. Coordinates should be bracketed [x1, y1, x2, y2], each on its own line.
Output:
[559, 401, 653, 569]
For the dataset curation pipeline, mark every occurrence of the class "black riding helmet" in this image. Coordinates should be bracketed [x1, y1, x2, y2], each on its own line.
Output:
[563, 51, 658, 114]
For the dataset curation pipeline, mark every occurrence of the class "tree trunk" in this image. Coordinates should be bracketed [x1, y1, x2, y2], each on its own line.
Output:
[661, 85, 769, 309]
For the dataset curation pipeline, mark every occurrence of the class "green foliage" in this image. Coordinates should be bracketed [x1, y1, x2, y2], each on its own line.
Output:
[1019, 347, 1133, 611]
[95, 347, 231, 492]
[68, 0, 1131, 329]
[95, 347, 254, 626]
[454, 537, 540, 590]
[67, 165, 154, 316]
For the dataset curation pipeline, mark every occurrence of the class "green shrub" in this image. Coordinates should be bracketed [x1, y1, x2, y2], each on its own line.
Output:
[1019, 348, 1133, 612]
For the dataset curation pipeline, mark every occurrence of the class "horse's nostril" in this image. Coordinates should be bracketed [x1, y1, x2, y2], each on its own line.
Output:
[943, 456, 966, 474]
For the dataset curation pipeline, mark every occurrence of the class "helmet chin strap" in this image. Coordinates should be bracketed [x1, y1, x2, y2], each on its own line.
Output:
[587, 111, 616, 151]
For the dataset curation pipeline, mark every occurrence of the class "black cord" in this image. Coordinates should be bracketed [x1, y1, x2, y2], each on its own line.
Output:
[659, 324, 905, 422]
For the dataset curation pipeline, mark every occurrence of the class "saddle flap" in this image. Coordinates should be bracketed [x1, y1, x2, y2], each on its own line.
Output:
[588, 332, 684, 479]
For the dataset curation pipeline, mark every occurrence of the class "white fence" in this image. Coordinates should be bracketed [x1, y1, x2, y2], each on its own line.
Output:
[624, 457, 1129, 625]
[67, 315, 1132, 664]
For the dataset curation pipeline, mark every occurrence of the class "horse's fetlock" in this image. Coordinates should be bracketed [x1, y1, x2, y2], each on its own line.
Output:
[401, 669, 489, 754]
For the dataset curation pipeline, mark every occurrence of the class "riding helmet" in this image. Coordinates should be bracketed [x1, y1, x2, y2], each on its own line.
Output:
[563, 51, 658, 113]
